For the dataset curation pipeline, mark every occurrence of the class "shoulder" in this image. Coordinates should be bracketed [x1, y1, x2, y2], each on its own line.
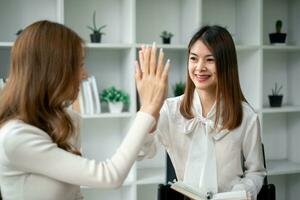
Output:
[241, 101, 259, 125]
[159, 95, 187, 124]
[0, 120, 52, 161]
[1, 120, 51, 142]
[163, 95, 182, 113]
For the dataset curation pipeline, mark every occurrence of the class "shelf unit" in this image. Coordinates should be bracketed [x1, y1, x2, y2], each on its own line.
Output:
[267, 159, 300, 176]
[0, 0, 300, 200]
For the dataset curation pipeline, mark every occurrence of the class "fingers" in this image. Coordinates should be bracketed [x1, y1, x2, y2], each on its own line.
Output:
[143, 45, 150, 75]
[135, 60, 142, 81]
[156, 48, 164, 77]
[162, 59, 171, 81]
[149, 42, 157, 75]
[138, 50, 144, 72]
[138, 43, 170, 79]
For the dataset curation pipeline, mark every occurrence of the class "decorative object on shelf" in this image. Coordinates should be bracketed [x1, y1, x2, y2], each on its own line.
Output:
[160, 30, 174, 44]
[172, 81, 185, 97]
[100, 86, 129, 113]
[268, 83, 283, 107]
[269, 20, 287, 45]
[15, 29, 23, 36]
[78, 76, 101, 115]
[87, 11, 107, 43]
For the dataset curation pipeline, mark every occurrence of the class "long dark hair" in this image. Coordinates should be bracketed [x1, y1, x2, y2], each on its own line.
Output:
[180, 25, 246, 130]
[0, 20, 83, 155]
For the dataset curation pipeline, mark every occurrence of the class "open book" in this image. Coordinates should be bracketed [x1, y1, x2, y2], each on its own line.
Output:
[170, 181, 249, 200]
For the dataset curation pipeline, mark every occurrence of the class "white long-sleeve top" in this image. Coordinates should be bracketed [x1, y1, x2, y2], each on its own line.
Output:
[0, 111, 155, 200]
[139, 93, 266, 199]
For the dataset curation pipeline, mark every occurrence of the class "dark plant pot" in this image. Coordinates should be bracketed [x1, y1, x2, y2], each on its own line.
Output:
[268, 95, 283, 107]
[90, 33, 102, 43]
[162, 38, 171, 44]
[269, 33, 287, 44]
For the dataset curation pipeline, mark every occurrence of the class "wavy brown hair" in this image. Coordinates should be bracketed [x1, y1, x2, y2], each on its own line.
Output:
[0, 20, 83, 155]
[180, 25, 246, 130]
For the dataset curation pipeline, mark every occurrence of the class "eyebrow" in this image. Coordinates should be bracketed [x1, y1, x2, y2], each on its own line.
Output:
[190, 52, 214, 58]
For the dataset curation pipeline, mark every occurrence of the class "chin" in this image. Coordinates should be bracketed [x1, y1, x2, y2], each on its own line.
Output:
[194, 82, 216, 92]
[194, 82, 210, 89]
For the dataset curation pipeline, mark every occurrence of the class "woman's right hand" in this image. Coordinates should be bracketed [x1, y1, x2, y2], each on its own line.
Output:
[135, 43, 170, 119]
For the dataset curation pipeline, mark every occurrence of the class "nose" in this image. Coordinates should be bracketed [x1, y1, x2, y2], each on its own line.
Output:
[195, 59, 205, 70]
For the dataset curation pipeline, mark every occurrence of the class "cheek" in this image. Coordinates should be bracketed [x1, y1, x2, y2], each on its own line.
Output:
[212, 72, 218, 85]
[187, 63, 194, 77]
[211, 63, 217, 73]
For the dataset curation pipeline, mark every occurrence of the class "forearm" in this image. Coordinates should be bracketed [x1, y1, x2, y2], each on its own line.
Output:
[231, 171, 266, 200]
[107, 112, 156, 186]
[3, 112, 155, 189]
[137, 133, 157, 161]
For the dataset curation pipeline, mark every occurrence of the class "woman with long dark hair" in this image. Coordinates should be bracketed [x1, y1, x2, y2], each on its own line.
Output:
[140, 25, 266, 200]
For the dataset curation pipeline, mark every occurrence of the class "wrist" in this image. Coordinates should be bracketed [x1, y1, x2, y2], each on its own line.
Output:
[140, 106, 159, 119]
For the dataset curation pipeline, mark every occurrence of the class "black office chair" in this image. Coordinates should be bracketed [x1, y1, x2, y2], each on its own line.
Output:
[157, 153, 185, 200]
[257, 144, 276, 200]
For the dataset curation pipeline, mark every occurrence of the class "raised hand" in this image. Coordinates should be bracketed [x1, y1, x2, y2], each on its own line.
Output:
[135, 43, 170, 119]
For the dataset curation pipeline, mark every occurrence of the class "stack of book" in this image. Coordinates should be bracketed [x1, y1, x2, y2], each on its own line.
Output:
[78, 76, 101, 115]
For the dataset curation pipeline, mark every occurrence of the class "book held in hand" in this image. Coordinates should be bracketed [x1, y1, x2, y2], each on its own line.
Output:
[169, 181, 249, 200]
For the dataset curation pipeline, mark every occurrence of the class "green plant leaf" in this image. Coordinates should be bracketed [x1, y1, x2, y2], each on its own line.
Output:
[87, 11, 107, 34]
[271, 82, 283, 96]
[100, 86, 130, 104]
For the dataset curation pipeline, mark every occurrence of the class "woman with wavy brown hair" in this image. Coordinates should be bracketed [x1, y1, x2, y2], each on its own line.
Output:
[0, 20, 170, 200]
[140, 25, 266, 200]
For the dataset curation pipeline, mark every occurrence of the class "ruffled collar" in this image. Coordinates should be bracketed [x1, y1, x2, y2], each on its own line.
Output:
[183, 90, 229, 141]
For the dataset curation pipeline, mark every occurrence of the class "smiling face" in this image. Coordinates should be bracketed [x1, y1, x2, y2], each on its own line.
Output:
[188, 39, 217, 94]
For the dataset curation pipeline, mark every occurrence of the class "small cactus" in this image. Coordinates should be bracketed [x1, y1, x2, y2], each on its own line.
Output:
[276, 20, 282, 33]
[271, 82, 283, 96]
[87, 11, 106, 35]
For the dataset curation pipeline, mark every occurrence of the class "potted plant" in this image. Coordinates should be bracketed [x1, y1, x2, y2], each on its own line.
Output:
[160, 30, 174, 44]
[268, 83, 283, 107]
[100, 86, 129, 113]
[269, 20, 287, 44]
[87, 11, 107, 43]
[173, 81, 185, 97]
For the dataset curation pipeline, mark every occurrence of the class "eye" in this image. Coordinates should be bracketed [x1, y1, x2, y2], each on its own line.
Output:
[189, 56, 197, 62]
[206, 57, 215, 63]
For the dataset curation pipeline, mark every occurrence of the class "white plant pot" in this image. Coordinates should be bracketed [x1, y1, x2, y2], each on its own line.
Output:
[108, 102, 123, 113]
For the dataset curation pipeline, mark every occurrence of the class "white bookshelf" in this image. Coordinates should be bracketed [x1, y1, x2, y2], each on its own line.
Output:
[81, 112, 133, 119]
[0, 42, 13, 48]
[261, 106, 300, 114]
[263, 45, 300, 51]
[267, 159, 300, 176]
[136, 167, 165, 185]
[0, 0, 300, 200]
[135, 43, 187, 50]
[85, 43, 133, 49]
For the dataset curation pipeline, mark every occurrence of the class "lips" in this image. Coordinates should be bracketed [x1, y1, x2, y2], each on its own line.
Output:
[195, 74, 211, 82]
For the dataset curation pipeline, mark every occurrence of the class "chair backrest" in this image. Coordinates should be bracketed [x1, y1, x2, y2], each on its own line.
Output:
[257, 143, 276, 200]
[166, 153, 176, 183]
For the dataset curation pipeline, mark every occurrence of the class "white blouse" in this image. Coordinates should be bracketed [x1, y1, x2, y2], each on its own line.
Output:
[0, 111, 155, 200]
[139, 92, 266, 199]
